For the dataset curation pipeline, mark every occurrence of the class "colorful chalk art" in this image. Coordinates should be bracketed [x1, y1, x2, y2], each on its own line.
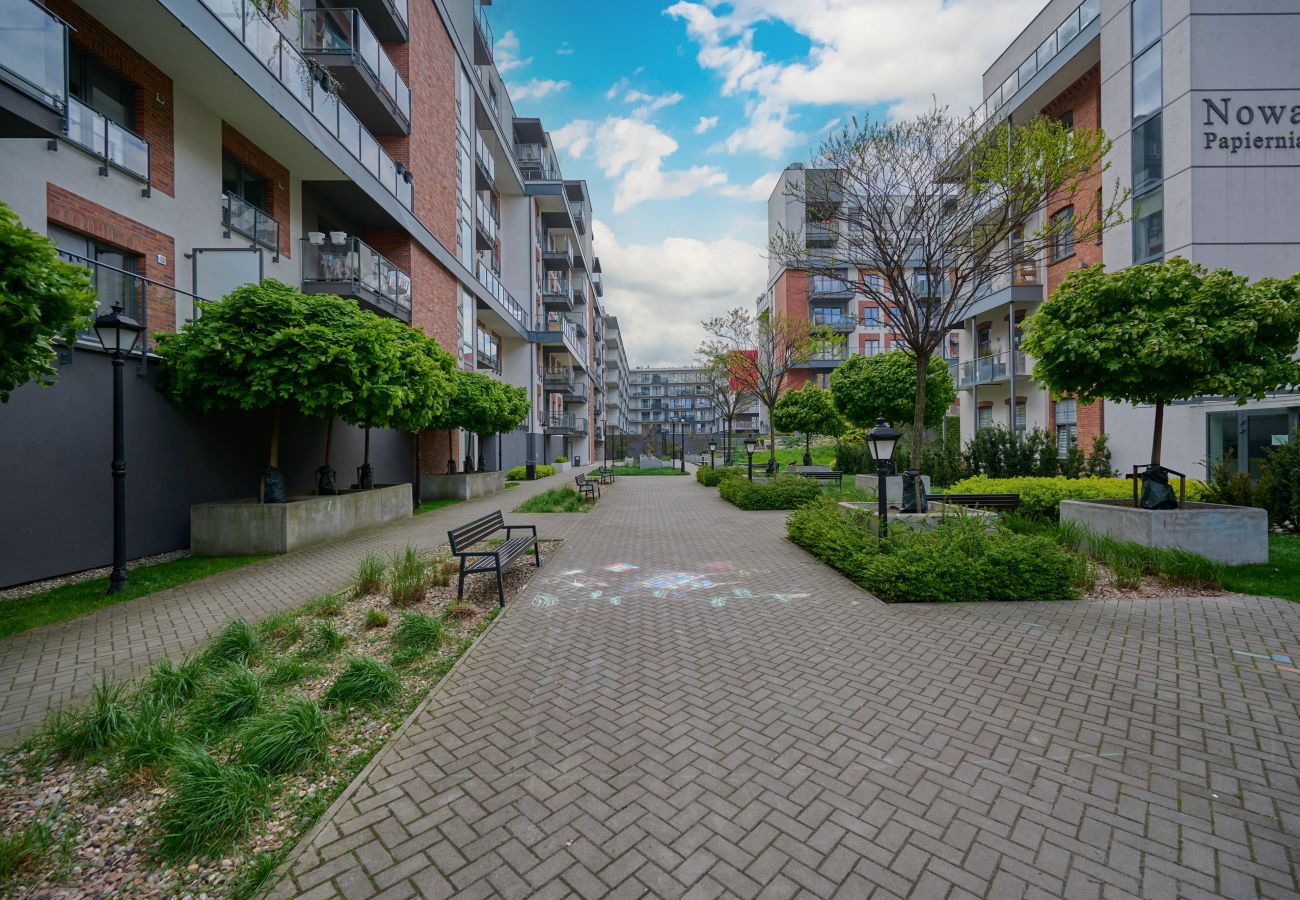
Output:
[529, 559, 814, 610]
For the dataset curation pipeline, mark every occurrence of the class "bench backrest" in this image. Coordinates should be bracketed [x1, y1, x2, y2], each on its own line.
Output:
[574, 474, 587, 486]
[448, 510, 505, 554]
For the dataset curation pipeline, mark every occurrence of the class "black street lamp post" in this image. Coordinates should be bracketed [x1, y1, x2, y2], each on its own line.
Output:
[744, 437, 757, 481]
[93, 302, 144, 595]
[865, 416, 899, 540]
[670, 416, 678, 470]
[708, 439, 717, 470]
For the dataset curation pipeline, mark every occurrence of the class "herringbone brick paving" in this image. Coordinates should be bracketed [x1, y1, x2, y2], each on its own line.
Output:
[0, 469, 599, 745]
[270, 475, 1300, 899]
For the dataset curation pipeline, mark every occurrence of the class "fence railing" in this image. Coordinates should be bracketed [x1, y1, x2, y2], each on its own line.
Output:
[474, 261, 530, 329]
[300, 235, 411, 315]
[515, 141, 562, 181]
[954, 350, 1031, 388]
[300, 8, 410, 124]
[222, 192, 280, 255]
[65, 97, 150, 186]
[197, 0, 413, 210]
[0, 0, 67, 114]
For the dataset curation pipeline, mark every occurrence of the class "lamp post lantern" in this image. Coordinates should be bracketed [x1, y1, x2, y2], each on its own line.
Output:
[93, 303, 145, 594]
[865, 416, 899, 540]
[708, 439, 717, 470]
[744, 437, 757, 482]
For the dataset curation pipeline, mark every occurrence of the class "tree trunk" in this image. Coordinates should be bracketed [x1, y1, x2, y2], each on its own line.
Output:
[363, 427, 371, 467]
[323, 415, 335, 468]
[268, 403, 281, 469]
[1151, 399, 1164, 466]
[911, 353, 930, 471]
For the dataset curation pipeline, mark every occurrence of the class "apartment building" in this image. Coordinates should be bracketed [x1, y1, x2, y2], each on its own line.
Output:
[629, 366, 763, 443]
[602, 313, 631, 443]
[0, 0, 613, 586]
[764, 167, 962, 391]
[959, 0, 1300, 475]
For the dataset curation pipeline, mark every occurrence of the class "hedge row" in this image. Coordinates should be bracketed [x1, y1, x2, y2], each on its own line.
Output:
[695, 466, 744, 486]
[505, 464, 556, 481]
[943, 475, 1208, 522]
[718, 475, 821, 510]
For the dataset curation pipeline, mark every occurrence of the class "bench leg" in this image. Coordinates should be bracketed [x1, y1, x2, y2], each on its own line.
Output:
[496, 565, 505, 608]
[457, 562, 467, 601]
[533, 542, 541, 567]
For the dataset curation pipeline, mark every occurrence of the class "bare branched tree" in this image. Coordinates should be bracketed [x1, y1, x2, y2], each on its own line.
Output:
[697, 354, 750, 461]
[769, 105, 1126, 469]
[699, 307, 831, 469]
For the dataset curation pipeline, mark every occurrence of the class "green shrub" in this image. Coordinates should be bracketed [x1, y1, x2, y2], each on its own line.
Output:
[1085, 434, 1116, 478]
[355, 553, 386, 596]
[831, 439, 872, 476]
[553, 456, 568, 463]
[324, 657, 400, 708]
[157, 744, 270, 861]
[719, 475, 821, 510]
[1259, 427, 1300, 531]
[116, 696, 180, 775]
[514, 487, 589, 513]
[506, 464, 555, 480]
[238, 697, 329, 774]
[43, 677, 129, 761]
[192, 664, 263, 735]
[387, 546, 431, 607]
[695, 466, 743, 486]
[945, 475, 1208, 522]
[964, 426, 1061, 478]
[1202, 451, 1263, 509]
[204, 620, 263, 667]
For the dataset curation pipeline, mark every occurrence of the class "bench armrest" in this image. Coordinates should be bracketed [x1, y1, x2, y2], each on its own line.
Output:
[505, 524, 538, 538]
[452, 549, 500, 559]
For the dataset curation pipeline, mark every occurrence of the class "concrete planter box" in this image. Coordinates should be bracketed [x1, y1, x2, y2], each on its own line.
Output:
[420, 470, 506, 501]
[192, 483, 411, 556]
[552, 461, 570, 473]
[853, 474, 932, 505]
[1059, 499, 1268, 565]
[838, 500, 997, 534]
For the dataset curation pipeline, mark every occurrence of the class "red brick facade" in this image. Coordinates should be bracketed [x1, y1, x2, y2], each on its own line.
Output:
[47, 0, 174, 197]
[400, 0, 458, 251]
[47, 183, 176, 338]
[220, 122, 291, 260]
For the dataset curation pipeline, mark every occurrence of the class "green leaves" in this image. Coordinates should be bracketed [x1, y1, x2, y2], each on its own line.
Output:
[0, 201, 97, 402]
[828, 351, 956, 431]
[432, 370, 530, 436]
[772, 383, 843, 440]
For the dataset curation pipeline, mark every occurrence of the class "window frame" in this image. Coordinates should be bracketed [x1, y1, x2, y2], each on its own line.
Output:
[1050, 206, 1076, 263]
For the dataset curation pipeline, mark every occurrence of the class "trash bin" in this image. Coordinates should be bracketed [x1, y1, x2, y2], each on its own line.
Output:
[574, 456, 581, 467]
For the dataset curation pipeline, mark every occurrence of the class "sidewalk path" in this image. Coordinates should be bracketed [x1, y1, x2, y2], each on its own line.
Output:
[271, 474, 1300, 899]
[0, 468, 599, 744]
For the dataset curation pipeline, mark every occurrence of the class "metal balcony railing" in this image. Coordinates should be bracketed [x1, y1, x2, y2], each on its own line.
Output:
[0, 0, 67, 114]
[197, 0, 413, 210]
[472, 1, 493, 65]
[809, 274, 854, 296]
[474, 132, 495, 186]
[954, 350, 1032, 389]
[301, 8, 410, 126]
[810, 311, 856, 332]
[301, 235, 412, 319]
[222, 192, 280, 255]
[545, 411, 587, 434]
[515, 141, 562, 181]
[474, 260, 530, 330]
[544, 365, 574, 388]
[474, 196, 497, 243]
[543, 235, 573, 267]
[65, 97, 150, 187]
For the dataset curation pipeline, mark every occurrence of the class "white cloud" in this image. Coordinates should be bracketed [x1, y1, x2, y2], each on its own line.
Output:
[624, 89, 685, 116]
[493, 31, 531, 74]
[556, 42, 574, 56]
[507, 78, 570, 101]
[594, 117, 729, 212]
[718, 170, 780, 202]
[666, 0, 1042, 155]
[594, 220, 766, 367]
[694, 115, 719, 134]
[551, 120, 595, 160]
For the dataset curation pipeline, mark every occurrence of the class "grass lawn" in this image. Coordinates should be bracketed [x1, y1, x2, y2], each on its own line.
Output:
[607, 464, 685, 476]
[514, 487, 592, 513]
[0, 554, 269, 639]
[413, 498, 463, 516]
[741, 445, 838, 468]
[1222, 534, 1300, 602]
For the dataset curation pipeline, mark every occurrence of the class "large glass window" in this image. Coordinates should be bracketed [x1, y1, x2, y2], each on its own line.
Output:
[222, 155, 267, 211]
[1014, 401, 1027, 434]
[1133, 188, 1164, 262]
[1050, 206, 1076, 262]
[977, 406, 993, 430]
[1055, 398, 1078, 458]
[48, 225, 140, 322]
[1132, 115, 1163, 193]
[863, 339, 881, 356]
[69, 44, 133, 129]
[1132, 43, 1162, 122]
[1131, 0, 1161, 53]
[862, 305, 881, 326]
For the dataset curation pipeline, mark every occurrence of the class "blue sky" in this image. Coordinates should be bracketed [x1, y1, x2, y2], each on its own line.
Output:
[486, 0, 1043, 366]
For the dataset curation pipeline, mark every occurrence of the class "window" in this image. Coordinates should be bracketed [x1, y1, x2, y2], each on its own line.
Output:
[69, 44, 134, 129]
[1133, 187, 1164, 262]
[1132, 0, 1161, 53]
[862, 305, 881, 326]
[1055, 398, 1078, 458]
[1014, 401, 1027, 434]
[222, 155, 267, 212]
[862, 272, 883, 293]
[1050, 206, 1075, 262]
[1058, 110, 1073, 133]
[1132, 115, 1162, 193]
[976, 324, 992, 357]
[977, 406, 993, 430]
[863, 339, 881, 356]
[1132, 43, 1162, 122]
[48, 225, 140, 324]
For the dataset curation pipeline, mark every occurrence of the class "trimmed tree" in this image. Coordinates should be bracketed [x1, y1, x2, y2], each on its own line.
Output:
[772, 383, 844, 465]
[1022, 257, 1300, 467]
[828, 351, 956, 438]
[0, 200, 97, 402]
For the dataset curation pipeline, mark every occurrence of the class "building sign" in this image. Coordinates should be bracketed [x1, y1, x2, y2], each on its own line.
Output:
[1199, 93, 1300, 156]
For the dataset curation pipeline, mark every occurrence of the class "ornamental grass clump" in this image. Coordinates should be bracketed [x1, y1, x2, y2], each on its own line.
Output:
[301, 619, 346, 658]
[355, 553, 386, 596]
[323, 657, 400, 709]
[43, 677, 129, 762]
[204, 619, 263, 667]
[388, 546, 432, 607]
[156, 743, 270, 861]
[395, 612, 443, 657]
[191, 664, 263, 736]
[237, 697, 329, 775]
[114, 695, 181, 776]
[143, 656, 206, 713]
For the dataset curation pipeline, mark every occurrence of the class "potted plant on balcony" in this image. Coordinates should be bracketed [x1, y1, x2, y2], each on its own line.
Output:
[1023, 258, 1300, 563]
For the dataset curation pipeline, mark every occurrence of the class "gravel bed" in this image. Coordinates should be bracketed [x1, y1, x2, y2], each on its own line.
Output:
[0, 541, 556, 898]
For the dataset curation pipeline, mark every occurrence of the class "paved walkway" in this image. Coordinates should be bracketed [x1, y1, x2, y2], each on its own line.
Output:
[0, 468, 601, 744]
[271, 475, 1300, 899]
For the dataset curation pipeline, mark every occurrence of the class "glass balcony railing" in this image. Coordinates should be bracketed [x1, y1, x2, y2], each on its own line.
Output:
[222, 192, 280, 253]
[301, 235, 412, 318]
[515, 141, 562, 181]
[474, 260, 530, 330]
[474, 132, 496, 186]
[545, 411, 587, 434]
[301, 8, 410, 125]
[810, 310, 856, 331]
[810, 274, 854, 295]
[198, 0, 412, 211]
[65, 97, 150, 184]
[474, 196, 497, 243]
[980, 0, 1100, 124]
[0, 0, 67, 113]
[954, 350, 1032, 389]
[544, 365, 574, 387]
[544, 235, 573, 265]
[542, 272, 571, 298]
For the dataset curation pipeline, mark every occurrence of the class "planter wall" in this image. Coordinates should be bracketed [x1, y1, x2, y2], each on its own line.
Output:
[192, 483, 412, 556]
[1059, 498, 1268, 565]
[420, 470, 506, 501]
[853, 474, 932, 505]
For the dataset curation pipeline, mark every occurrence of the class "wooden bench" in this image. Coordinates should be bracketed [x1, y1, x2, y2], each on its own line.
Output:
[574, 473, 600, 501]
[928, 492, 1021, 511]
[595, 468, 616, 485]
[787, 467, 844, 486]
[448, 510, 540, 607]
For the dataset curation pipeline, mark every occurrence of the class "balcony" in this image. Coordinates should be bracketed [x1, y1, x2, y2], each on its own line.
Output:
[809, 274, 855, 299]
[534, 311, 586, 367]
[965, 260, 1044, 319]
[474, 261, 530, 330]
[569, 315, 586, 338]
[475, 338, 500, 372]
[222, 192, 280, 256]
[571, 273, 588, 305]
[63, 97, 152, 192]
[542, 272, 572, 310]
[806, 221, 838, 248]
[0, 0, 68, 139]
[198, 0, 413, 211]
[543, 235, 573, 270]
[569, 202, 586, 235]
[472, 1, 493, 65]
[301, 235, 412, 321]
[561, 380, 588, 404]
[301, 8, 410, 135]
[543, 366, 575, 391]
[953, 350, 1033, 390]
[474, 132, 495, 189]
[474, 196, 497, 249]
[545, 411, 587, 436]
[515, 142, 562, 181]
[353, 0, 407, 42]
[810, 310, 856, 333]
[592, 272, 603, 297]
